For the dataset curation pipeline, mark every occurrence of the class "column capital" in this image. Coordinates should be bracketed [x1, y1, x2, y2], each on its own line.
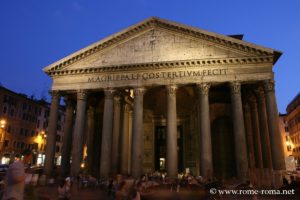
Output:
[230, 81, 241, 94]
[114, 95, 122, 106]
[166, 85, 177, 95]
[255, 87, 265, 101]
[77, 90, 87, 100]
[263, 79, 275, 92]
[197, 83, 211, 96]
[133, 87, 145, 97]
[49, 90, 60, 99]
[104, 88, 115, 99]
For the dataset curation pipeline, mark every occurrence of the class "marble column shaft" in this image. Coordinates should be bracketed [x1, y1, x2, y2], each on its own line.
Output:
[230, 82, 248, 182]
[249, 97, 263, 169]
[166, 85, 178, 178]
[121, 104, 130, 174]
[71, 90, 87, 177]
[60, 97, 74, 177]
[86, 106, 95, 174]
[256, 89, 273, 169]
[263, 80, 285, 170]
[100, 89, 115, 178]
[111, 95, 122, 174]
[44, 91, 60, 177]
[131, 88, 145, 178]
[197, 83, 213, 178]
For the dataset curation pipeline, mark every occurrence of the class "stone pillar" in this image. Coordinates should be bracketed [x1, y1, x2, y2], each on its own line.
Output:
[44, 91, 60, 177]
[121, 103, 131, 174]
[131, 87, 145, 178]
[86, 106, 95, 174]
[249, 97, 263, 169]
[111, 95, 122, 175]
[166, 85, 178, 178]
[230, 82, 248, 182]
[100, 89, 115, 178]
[256, 88, 273, 169]
[243, 103, 256, 169]
[60, 97, 74, 177]
[263, 80, 285, 170]
[197, 83, 213, 178]
[71, 90, 87, 177]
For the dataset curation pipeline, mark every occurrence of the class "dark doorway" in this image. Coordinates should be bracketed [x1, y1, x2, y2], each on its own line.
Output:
[211, 116, 236, 179]
[154, 126, 183, 172]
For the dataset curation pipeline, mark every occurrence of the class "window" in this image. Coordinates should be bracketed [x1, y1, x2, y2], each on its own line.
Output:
[31, 130, 35, 137]
[20, 142, 24, 149]
[20, 128, 24, 136]
[22, 103, 27, 110]
[36, 120, 40, 128]
[56, 146, 60, 153]
[3, 106, 7, 114]
[10, 109, 14, 116]
[7, 125, 11, 133]
[24, 129, 28, 137]
[4, 140, 9, 147]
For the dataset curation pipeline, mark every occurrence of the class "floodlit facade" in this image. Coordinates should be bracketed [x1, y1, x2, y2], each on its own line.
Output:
[43, 17, 285, 186]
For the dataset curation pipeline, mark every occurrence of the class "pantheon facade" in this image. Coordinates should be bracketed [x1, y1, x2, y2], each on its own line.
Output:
[43, 17, 285, 185]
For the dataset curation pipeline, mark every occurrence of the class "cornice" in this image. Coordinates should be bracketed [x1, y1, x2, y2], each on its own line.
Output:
[44, 17, 278, 74]
[46, 56, 274, 77]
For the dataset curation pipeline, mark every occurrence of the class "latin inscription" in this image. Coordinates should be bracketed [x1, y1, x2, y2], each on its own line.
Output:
[88, 69, 227, 83]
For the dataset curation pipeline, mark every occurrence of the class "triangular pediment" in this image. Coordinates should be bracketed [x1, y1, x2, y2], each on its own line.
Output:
[44, 17, 281, 74]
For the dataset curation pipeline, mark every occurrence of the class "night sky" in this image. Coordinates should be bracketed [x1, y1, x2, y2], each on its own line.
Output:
[0, 0, 299, 113]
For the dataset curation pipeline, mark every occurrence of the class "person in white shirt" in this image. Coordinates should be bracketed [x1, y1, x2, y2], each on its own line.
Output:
[2, 149, 32, 200]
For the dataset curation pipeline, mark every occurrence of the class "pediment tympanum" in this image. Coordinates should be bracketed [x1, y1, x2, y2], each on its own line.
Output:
[54, 29, 251, 70]
[44, 17, 280, 75]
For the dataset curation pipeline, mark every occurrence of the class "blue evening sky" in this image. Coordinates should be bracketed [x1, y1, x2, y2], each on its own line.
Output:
[0, 0, 299, 113]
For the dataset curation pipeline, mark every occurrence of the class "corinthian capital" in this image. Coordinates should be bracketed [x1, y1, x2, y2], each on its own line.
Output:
[263, 79, 275, 92]
[77, 90, 87, 100]
[104, 88, 115, 99]
[133, 87, 145, 98]
[254, 87, 265, 101]
[166, 85, 177, 95]
[230, 81, 241, 95]
[197, 83, 211, 96]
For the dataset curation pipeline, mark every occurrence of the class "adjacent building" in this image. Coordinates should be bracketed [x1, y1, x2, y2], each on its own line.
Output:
[278, 113, 296, 170]
[43, 17, 285, 186]
[0, 86, 65, 166]
[285, 93, 300, 167]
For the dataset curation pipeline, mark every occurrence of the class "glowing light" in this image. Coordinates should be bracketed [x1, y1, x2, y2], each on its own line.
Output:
[0, 120, 6, 128]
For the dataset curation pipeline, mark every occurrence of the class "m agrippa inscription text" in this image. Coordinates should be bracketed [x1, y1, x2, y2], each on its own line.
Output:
[88, 69, 228, 83]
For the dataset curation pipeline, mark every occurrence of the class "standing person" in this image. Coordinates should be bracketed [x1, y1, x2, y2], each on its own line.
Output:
[58, 179, 70, 200]
[2, 149, 32, 200]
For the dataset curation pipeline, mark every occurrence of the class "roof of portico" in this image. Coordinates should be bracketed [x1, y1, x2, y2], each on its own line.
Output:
[43, 17, 282, 76]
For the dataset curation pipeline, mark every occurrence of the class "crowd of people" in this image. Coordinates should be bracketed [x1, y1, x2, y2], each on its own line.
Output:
[1, 152, 299, 200]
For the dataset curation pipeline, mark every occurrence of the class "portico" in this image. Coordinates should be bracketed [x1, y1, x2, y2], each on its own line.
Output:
[43, 17, 285, 185]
